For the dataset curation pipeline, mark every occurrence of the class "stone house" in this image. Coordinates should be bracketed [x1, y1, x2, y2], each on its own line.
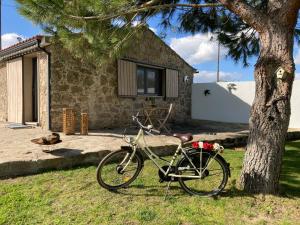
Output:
[0, 29, 196, 131]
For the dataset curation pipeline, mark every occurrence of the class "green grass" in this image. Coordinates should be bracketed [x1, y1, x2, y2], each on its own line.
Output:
[0, 141, 300, 225]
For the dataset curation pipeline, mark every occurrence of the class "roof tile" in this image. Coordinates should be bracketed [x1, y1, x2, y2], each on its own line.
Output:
[0, 35, 43, 52]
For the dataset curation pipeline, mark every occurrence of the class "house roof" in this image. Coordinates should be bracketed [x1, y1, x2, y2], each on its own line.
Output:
[146, 29, 197, 72]
[0, 31, 196, 72]
[0, 36, 46, 62]
[1, 35, 43, 51]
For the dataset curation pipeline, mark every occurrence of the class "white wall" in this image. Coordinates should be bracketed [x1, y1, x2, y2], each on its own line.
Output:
[290, 80, 300, 128]
[192, 80, 300, 128]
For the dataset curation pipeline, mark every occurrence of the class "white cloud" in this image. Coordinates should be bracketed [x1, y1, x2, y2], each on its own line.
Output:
[111, 18, 126, 27]
[1, 33, 25, 49]
[131, 20, 141, 27]
[169, 33, 226, 65]
[193, 70, 243, 83]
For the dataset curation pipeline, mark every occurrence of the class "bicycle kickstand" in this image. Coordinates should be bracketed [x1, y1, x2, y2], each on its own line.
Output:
[164, 180, 172, 200]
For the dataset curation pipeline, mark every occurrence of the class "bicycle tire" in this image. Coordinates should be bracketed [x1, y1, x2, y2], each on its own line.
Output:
[176, 151, 229, 196]
[96, 148, 143, 190]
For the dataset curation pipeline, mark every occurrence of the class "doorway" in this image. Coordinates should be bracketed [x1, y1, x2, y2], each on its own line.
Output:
[32, 58, 38, 122]
[7, 55, 39, 124]
[23, 55, 39, 124]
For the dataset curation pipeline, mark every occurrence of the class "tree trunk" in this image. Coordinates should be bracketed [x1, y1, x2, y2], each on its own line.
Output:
[240, 23, 295, 194]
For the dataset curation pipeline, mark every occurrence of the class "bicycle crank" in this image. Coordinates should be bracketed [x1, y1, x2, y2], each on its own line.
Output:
[158, 166, 178, 182]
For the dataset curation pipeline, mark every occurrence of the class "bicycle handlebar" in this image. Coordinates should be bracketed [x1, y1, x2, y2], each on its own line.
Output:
[150, 128, 161, 135]
[132, 114, 161, 135]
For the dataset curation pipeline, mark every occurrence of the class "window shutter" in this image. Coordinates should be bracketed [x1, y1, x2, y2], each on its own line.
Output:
[118, 60, 137, 97]
[166, 69, 179, 98]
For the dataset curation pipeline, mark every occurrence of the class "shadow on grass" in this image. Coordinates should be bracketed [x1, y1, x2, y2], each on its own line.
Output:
[109, 184, 186, 197]
[6, 141, 298, 199]
[49, 148, 84, 157]
[221, 142, 300, 199]
[280, 142, 300, 197]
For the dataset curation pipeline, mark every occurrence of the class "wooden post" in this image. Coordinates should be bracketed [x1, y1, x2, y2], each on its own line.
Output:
[0, 0, 2, 50]
[63, 108, 76, 135]
[80, 113, 88, 135]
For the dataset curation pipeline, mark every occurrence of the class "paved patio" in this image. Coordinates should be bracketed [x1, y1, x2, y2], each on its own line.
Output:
[0, 121, 299, 178]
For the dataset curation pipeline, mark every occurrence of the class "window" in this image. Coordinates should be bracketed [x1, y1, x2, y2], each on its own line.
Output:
[137, 66, 163, 96]
[118, 59, 178, 98]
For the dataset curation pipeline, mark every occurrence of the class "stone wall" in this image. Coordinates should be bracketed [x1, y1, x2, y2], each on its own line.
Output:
[49, 30, 194, 131]
[0, 64, 7, 122]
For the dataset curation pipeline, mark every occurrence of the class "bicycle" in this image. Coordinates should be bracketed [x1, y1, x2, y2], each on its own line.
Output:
[96, 113, 231, 196]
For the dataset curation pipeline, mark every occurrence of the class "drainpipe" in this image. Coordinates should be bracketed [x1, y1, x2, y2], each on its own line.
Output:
[37, 40, 52, 131]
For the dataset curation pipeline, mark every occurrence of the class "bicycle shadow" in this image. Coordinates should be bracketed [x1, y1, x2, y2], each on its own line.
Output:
[103, 140, 300, 199]
[111, 184, 258, 200]
[109, 184, 186, 197]
[113, 179, 300, 199]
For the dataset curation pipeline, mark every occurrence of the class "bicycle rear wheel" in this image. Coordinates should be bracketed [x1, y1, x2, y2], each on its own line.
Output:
[176, 151, 228, 196]
[96, 149, 143, 190]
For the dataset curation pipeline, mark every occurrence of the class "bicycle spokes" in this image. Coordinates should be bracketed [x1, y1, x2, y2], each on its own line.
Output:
[97, 150, 142, 189]
[177, 152, 228, 196]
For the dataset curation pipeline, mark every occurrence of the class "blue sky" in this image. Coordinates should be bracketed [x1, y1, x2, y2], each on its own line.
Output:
[1, 0, 299, 82]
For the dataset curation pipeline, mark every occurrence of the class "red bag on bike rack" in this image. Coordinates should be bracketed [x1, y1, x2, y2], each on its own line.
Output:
[192, 141, 214, 151]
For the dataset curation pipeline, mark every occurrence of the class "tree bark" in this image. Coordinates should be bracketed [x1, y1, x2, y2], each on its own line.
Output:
[240, 19, 296, 194]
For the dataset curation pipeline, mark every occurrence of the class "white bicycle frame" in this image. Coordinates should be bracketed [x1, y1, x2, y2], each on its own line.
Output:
[122, 128, 223, 179]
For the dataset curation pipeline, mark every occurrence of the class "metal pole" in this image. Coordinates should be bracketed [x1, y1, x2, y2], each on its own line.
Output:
[217, 41, 220, 82]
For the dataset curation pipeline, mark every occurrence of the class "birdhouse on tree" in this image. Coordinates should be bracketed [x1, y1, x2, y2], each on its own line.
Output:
[276, 67, 287, 79]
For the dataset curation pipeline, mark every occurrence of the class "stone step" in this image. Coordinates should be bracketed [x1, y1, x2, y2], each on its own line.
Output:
[1, 131, 299, 179]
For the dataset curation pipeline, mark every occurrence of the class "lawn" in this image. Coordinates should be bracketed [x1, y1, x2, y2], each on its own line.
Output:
[0, 141, 299, 225]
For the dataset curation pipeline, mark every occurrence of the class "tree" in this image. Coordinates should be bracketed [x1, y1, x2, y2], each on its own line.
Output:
[17, 0, 300, 194]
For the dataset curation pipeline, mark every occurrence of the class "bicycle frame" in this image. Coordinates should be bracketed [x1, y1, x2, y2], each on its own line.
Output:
[123, 128, 220, 179]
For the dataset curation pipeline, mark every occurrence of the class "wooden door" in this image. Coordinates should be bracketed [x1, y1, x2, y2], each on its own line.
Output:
[7, 57, 23, 123]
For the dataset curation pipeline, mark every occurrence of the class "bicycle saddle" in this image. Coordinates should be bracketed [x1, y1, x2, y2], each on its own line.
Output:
[173, 133, 193, 143]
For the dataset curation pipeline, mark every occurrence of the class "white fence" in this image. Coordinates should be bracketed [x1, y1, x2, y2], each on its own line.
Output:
[192, 80, 300, 128]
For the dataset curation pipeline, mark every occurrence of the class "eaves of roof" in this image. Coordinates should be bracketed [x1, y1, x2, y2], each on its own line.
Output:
[0, 36, 44, 62]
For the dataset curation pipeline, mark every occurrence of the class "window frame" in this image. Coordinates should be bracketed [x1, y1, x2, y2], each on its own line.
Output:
[137, 65, 164, 97]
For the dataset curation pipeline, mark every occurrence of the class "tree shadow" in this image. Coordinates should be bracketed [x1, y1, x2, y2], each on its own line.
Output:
[220, 143, 300, 199]
[104, 147, 300, 199]
[49, 148, 84, 157]
[280, 143, 300, 197]
[110, 184, 186, 197]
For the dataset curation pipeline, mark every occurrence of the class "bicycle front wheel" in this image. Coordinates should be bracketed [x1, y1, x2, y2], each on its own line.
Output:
[176, 151, 228, 196]
[96, 149, 143, 190]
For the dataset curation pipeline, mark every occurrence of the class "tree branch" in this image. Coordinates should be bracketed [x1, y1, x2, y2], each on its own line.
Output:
[68, 3, 223, 21]
[217, 0, 268, 32]
[282, 0, 300, 10]
[140, 0, 161, 7]
[269, 0, 300, 29]
[268, 0, 285, 11]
